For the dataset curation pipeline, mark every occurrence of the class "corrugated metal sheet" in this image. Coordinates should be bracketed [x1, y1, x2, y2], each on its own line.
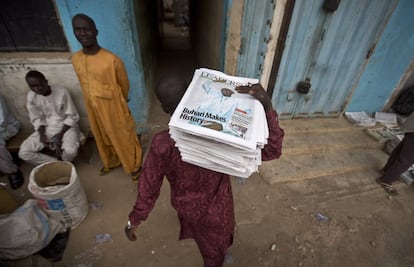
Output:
[237, 0, 275, 79]
[272, 0, 396, 118]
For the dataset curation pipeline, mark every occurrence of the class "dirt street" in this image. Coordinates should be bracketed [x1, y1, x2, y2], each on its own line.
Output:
[4, 98, 414, 267]
[3, 22, 414, 267]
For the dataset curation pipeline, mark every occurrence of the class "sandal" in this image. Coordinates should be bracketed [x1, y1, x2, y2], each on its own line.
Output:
[131, 167, 142, 183]
[376, 178, 399, 196]
[99, 167, 110, 176]
[99, 165, 119, 176]
[8, 170, 24, 190]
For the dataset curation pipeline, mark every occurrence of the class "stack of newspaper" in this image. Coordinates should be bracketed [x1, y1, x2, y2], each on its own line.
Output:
[169, 68, 269, 178]
[374, 112, 398, 126]
[344, 111, 376, 127]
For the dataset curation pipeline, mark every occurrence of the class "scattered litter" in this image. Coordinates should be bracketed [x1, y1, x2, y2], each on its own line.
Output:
[74, 246, 102, 267]
[344, 112, 376, 127]
[375, 112, 397, 125]
[315, 212, 328, 222]
[270, 243, 277, 251]
[163, 245, 167, 249]
[151, 250, 155, 254]
[265, 194, 269, 200]
[98, 189, 101, 193]
[224, 252, 233, 264]
[290, 206, 298, 211]
[0, 182, 6, 188]
[95, 233, 112, 244]
[89, 202, 103, 210]
[400, 167, 414, 185]
[369, 241, 376, 247]
[365, 127, 399, 143]
[236, 177, 246, 185]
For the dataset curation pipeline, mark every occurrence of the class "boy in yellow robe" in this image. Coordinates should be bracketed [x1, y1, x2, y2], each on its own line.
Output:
[71, 13, 142, 179]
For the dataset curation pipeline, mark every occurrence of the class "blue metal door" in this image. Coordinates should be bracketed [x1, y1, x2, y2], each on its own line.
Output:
[272, 0, 397, 118]
[237, 0, 275, 79]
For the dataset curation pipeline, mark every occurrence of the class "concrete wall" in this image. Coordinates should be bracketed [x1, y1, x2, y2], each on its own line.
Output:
[133, 1, 159, 99]
[224, 0, 244, 75]
[346, 0, 414, 115]
[191, 0, 224, 70]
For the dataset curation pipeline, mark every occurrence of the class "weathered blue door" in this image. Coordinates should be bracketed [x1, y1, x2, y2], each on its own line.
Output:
[237, 0, 275, 79]
[272, 0, 397, 118]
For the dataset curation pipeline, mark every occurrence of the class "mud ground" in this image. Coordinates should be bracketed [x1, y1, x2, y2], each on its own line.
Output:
[3, 96, 414, 267]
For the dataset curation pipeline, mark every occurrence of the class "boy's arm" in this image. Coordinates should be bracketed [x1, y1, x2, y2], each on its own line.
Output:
[261, 109, 284, 161]
[126, 134, 168, 241]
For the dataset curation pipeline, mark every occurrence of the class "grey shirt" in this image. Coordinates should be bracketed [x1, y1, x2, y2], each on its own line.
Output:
[400, 112, 414, 133]
[0, 94, 20, 144]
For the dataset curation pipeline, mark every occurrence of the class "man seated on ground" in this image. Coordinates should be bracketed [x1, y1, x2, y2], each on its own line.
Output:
[18, 70, 82, 165]
[0, 94, 24, 189]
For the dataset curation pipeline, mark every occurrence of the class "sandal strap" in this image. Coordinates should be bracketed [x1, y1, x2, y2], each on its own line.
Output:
[376, 178, 399, 195]
[379, 182, 399, 195]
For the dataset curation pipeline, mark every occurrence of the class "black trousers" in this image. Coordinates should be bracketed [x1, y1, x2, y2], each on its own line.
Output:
[381, 133, 414, 183]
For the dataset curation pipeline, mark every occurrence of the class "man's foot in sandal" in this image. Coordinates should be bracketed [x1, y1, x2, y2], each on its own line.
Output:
[99, 165, 120, 176]
[376, 178, 399, 196]
[8, 170, 24, 190]
[131, 167, 142, 183]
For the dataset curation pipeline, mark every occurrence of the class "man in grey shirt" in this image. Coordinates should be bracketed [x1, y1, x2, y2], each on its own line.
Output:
[377, 112, 414, 196]
[0, 94, 24, 189]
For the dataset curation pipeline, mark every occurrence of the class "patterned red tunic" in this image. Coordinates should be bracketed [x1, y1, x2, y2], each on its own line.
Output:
[129, 110, 284, 266]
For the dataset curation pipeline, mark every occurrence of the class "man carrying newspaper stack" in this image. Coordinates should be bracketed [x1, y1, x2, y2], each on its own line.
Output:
[125, 75, 284, 267]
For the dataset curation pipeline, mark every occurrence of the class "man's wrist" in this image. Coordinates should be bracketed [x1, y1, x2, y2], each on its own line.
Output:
[126, 220, 134, 230]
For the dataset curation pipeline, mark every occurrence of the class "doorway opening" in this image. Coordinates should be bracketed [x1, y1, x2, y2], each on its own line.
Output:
[155, 0, 197, 81]
[159, 0, 190, 51]
[133, 0, 228, 129]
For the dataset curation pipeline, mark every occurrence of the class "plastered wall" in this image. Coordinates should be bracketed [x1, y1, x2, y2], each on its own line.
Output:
[224, 0, 244, 75]
[0, 54, 89, 132]
[55, 0, 149, 132]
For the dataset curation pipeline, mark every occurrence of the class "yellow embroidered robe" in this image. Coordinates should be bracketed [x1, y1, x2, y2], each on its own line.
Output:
[72, 48, 142, 173]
